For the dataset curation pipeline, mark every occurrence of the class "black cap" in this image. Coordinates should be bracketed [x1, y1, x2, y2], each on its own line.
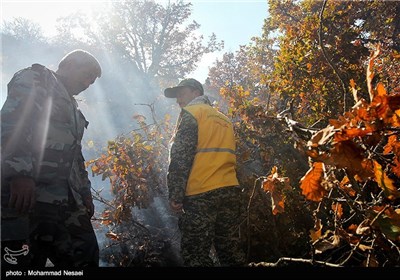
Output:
[164, 78, 204, 98]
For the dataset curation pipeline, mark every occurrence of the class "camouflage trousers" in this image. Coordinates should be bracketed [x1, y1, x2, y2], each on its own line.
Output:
[1, 201, 99, 268]
[179, 186, 246, 267]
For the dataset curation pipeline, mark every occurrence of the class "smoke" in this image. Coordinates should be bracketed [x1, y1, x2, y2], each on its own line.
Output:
[1, 36, 184, 267]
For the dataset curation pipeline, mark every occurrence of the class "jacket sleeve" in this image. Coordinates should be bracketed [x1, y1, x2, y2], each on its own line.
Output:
[75, 148, 92, 200]
[1, 66, 49, 180]
[68, 113, 93, 202]
[167, 109, 198, 204]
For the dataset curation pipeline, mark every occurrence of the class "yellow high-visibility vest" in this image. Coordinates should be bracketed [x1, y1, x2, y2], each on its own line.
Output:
[183, 103, 239, 196]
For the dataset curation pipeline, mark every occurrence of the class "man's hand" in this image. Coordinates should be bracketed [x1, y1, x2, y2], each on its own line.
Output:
[169, 200, 183, 213]
[83, 195, 95, 218]
[8, 177, 36, 214]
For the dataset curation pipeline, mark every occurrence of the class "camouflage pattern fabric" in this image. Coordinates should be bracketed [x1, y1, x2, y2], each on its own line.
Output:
[167, 109, 198, 204]
[1, 64, 92, 205]
[179, 186, 246, 267]
[1, 202, 99, 268]
[1, 64, 98, 266]
[168, 95, 245, 267]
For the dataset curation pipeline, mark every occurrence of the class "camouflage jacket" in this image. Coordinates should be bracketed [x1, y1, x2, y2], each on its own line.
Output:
[167, 95, 212, 204]
[1, 64, 92, 206]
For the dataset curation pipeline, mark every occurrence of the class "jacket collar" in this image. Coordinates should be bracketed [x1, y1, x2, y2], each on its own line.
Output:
[187, 95, 212, 106]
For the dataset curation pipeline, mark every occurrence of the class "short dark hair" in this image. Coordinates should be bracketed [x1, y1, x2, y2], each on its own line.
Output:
[58, 49, 102, 78]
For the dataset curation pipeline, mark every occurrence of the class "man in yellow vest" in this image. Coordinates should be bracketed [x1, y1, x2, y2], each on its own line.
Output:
[164, 78, 246, 267]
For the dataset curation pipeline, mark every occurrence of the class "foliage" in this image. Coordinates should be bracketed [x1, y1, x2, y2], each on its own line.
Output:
[86, 108, 182, 266]
[2, 17, 44, 42]
[89, 0, 223, 86]
[206, 0, 400, 267]
[292, 46, 400, 266]
[2, 0, 400, 267]
[266, 0, 399, 124]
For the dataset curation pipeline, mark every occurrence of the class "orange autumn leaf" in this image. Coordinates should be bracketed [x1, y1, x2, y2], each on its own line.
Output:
[332, 202, 343, 219]
[331, 142, 373, 179]
[392, 157, 400, 178]
[388, 135, 400, 177]
[334, 126, 374, 142]
[370, 83, 391, 120]
[348, 224, 358, 233]
[383, 135, 397, 154]
[300, 162, 326, 202]
[389, 109, 400, 127]
[339, 176, 357, 197]
[262, 166, 291, 215]
[373, 160, 400, 200]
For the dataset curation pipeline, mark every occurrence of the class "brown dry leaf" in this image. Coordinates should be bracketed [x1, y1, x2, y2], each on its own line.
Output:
[313, 232, 341, 254]
[387, 95, 400, 112]
[337, 226, 360, 245]
[356, 219, 371, 235]
[348, 224, 358, 233]
[322, 142, 374, 179]
[271, 197, 285, 216]
[371, 207, 400, 242]
[370, 83, 391, 120]
[262, 166, 290, 215]
[300, 162, 326, 202]
[358, 244, 373, 251]
[389, 135, 400, 177]
[331, 202, 343, 219]
[262, 166, 278, 192]
[132, 114, 146, 122]
[329, 118, 346, 129]
[100, 219, 113, 226]
[105, 232, 119, 240]
[389, 108, 400, 127]
[339, 176, 357, 197]
[310, 218, 322, 242]
[334, 126, 374, 143]
[383, 135, 396, 154]
[359, 159, 375, 181]
[373, 160, 400, 200]
[392, 157, 400, 178]
[327, 141, 361, 169]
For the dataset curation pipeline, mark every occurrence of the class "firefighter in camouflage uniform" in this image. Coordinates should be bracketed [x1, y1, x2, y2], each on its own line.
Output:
[164, 78, 246, 267]
[1, 49, 101, 267]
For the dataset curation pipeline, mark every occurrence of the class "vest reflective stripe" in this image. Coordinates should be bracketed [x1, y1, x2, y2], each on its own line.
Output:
[197, 147, 236, 154]
[184, 104, 239, 196]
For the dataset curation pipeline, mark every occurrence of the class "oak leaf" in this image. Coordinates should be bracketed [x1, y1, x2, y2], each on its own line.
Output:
[262, 166, 291, 215]
[300, 162, 326, 202]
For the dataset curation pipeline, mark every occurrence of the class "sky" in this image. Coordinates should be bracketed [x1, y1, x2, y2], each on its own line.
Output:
[0, 1, 268, 258]
[0, 0, 268, 81]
